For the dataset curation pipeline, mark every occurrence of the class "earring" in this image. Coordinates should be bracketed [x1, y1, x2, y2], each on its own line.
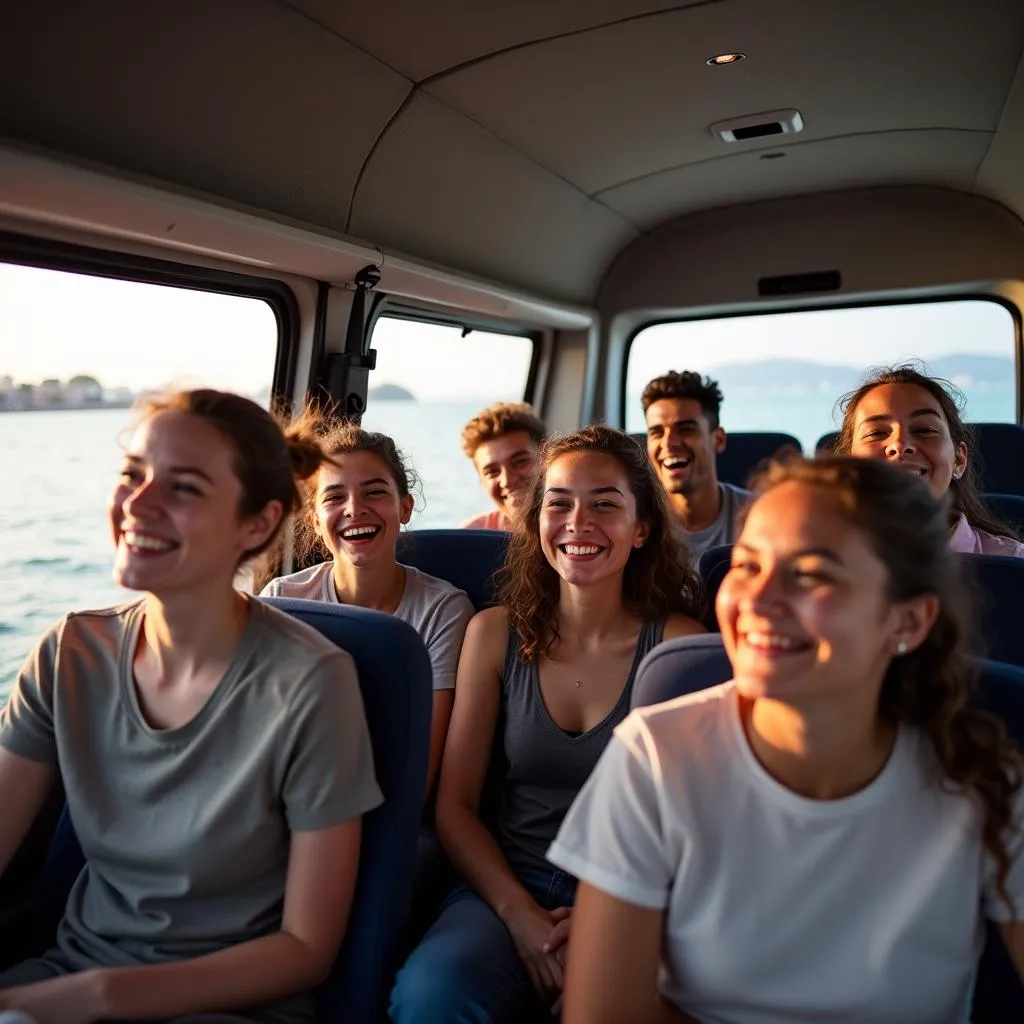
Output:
[897, 642, 908, 655]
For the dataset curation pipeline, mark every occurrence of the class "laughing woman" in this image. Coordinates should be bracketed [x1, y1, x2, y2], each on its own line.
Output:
[262, 421, 474, 794]
[0, 390, 381, 1024]
[389, 425, 705, 1023]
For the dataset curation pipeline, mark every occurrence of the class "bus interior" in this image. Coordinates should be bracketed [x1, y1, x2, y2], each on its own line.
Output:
[3, 0, 1024, 1019]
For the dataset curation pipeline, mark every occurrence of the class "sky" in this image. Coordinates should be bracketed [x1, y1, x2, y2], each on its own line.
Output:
[0, 261, 1014, 403]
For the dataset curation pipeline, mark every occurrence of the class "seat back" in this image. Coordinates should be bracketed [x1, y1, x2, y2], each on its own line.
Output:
[716, 431, 802, 488]
[694, 544, 733, 631]
[34, 600, 433, 1024]
[972, 423, 1024, 497]
[396, 528, 508, 610]
[629, 634, 1024, 1020]
[983, 493, 1024, 537]
[816, 430, 840, 455]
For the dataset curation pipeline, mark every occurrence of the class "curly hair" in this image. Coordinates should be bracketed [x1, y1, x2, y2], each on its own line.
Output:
[641, 371, 724, 429]
[750, 455, 1023, 911]
[835, 364, 1019, 540]
[293, 416, 419, 564]
[498, 424, 704, 662]
[460, 401, 547, 459]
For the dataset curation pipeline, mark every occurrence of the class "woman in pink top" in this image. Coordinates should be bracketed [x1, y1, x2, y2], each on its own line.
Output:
[837, 365, 1024, 558]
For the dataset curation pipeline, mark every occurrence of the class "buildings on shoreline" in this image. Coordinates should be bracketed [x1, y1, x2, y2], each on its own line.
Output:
[0, 374, 134, 412]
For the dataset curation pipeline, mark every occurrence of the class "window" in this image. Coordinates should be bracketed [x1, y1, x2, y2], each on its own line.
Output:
[0, 261, 280, 691]
[361, 314, 535, 528]
[626, 300, 1017, 451]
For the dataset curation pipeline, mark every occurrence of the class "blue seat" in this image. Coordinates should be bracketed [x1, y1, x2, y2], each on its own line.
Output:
[397, 528, 508, 610]
[816, 430, 840, 455]
[31, 600, 433, 1024]
[984, 493, 1024, 536]
[973, 424, 1024, 497]
[629, 633, 1024, 1021]
[694, 543, 733, 630]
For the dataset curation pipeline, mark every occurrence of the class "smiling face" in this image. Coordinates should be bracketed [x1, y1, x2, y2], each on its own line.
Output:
[109, 410, 280, 595]
[645, 398, 724, 503]
[716, 480, 933, 707]
[538, 451, 649, 587]
[848, 383, 968, 501]
[312, 450, 413, 569]
[471, 430, 541, 517]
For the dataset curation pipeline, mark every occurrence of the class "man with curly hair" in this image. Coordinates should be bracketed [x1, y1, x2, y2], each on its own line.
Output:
[460, 402, 547, 530]
[642, 370, 749, 555]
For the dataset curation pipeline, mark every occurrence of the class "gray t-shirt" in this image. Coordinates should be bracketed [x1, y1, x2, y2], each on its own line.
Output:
[682, 483, 751, 557]
[0, 598, 381, 1020]
[262, 562, 473, 691]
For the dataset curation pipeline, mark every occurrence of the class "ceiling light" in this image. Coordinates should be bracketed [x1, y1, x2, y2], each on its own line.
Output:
[706, 53, 746, 66]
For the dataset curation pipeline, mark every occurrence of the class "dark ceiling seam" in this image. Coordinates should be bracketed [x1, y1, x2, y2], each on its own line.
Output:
[968, 36, 1024, 192]
[273, 0, 413, 84]
[344, 87, 418, 233]
[423, 92, 642, 235]
[593, 125, 996, 198]
[417, 0, 731, 86]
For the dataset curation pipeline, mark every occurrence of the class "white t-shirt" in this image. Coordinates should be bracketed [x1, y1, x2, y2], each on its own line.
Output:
[548, 681, 1024, 1024]
[261, 562, 473, 691]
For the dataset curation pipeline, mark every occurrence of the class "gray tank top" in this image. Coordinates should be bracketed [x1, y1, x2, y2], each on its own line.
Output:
[495, 619, 666, 875]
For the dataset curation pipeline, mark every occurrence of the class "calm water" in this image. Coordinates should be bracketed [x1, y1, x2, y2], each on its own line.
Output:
[0, 392, 1013, 696]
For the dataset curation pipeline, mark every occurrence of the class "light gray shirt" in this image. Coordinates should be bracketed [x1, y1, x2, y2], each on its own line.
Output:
[0, 599, 381, 1021]
[262, 562, 473, 691]
[682, 483, 750, 557]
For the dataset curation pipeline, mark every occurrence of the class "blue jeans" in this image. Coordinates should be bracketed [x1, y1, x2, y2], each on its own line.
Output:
[388, 865, 577, 1024]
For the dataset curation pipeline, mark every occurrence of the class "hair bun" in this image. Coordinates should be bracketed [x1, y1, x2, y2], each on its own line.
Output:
[286, 433, 326, 480]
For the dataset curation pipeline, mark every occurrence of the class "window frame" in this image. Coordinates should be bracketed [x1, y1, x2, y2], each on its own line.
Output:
[0, 229, 299, 400]
[621, 293, 1023, 432]
[366, 300, 543, 407]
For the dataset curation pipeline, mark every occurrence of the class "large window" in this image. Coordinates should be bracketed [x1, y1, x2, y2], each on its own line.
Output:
[362, 314, 535, 528]
[625, 300, 1017, 451]
[0, 261, 280, 692]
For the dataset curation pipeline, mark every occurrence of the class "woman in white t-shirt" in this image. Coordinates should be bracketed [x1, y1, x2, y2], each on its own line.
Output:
[262, 420, 473, 794]
[549, 455, 1024, 1024]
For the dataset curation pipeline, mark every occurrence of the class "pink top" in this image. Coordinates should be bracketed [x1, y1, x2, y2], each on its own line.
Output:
[460, 508, 508, 531]
[949, 514, 1024, 558]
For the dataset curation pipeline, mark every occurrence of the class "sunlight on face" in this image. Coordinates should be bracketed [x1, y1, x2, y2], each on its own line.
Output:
[716, 480, 899, 705]
[539, 451, 648, 587]
[313, 450, 412, 569]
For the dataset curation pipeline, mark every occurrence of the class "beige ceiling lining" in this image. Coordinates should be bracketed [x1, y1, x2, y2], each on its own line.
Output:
[600, 130, 993, 227]
[414, 0, 729, 85]
[285, 0, 718, 83]
[349, 92, 638, 301]
[594, 126, 995, 200]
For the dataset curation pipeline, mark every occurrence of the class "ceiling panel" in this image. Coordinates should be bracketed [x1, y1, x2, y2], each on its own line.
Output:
[599, 129, 991, 227]
[426, 0, 1024, 196]
[287, 0, 702, 81]
[976, 58, 1024, 231]
[0, 0, 410, 233]
[350, 93, 636, 302]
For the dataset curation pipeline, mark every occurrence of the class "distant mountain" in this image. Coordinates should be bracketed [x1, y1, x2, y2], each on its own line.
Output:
[632, 355, 1013, 395]
[369, 383, 415, 401]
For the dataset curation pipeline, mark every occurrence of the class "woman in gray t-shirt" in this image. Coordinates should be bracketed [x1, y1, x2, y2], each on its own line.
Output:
[390, 425, 706, 1023]
[261, 420, 473, 795]
[0, 390, 381, 1024]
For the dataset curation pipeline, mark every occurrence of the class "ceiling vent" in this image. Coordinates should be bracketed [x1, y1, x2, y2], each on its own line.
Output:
[710, 109, 804, 143]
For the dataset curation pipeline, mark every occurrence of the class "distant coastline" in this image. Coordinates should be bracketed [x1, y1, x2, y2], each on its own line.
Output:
[0, 400, 135, 414]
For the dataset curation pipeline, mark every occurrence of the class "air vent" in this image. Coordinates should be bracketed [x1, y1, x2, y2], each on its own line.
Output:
[711, 109, 804, 143]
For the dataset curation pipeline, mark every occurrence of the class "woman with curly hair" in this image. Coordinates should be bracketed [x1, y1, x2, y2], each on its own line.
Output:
[389, 425, 706, 1022]
[550, 456, 1024, 1024]
[836, 364, 1024, 557]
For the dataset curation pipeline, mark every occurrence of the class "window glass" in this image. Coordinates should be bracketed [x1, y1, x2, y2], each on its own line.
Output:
[0, 262, 279, 692]
[626, 300, 1016, 450]
[361, 315, 535, 528]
